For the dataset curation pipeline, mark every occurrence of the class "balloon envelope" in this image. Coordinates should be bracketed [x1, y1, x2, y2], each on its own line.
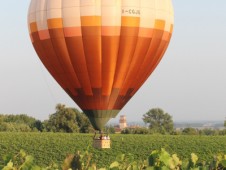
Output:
[28, 0, 174, 130]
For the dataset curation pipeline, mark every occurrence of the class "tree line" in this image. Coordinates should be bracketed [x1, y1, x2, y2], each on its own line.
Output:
[0, 104, 94, 133]
[121, 108, 226, 135]
[0, 105, 225, 135]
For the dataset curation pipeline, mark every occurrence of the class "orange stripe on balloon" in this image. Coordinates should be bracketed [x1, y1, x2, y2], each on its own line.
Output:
[154, 20, 165, 30]
[30, 22, 38, 33]
[162, 32, 170, 41]
[121, 16, 140, 27]
[64, 27, 82, 37]
[37, 26, 142, 38]
[138, 28, 154, 38]
[81, 16, 101, 26]
[38, 30, 50, 40]
[101, 26, 120, 36]
[40, 26, 160, 38]
[47, 18, 63, 29]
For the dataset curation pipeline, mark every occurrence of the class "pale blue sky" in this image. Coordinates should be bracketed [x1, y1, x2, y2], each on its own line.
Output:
[0, 0, 226, 123]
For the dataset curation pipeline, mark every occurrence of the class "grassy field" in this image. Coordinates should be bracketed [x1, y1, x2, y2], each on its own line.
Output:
[0, 132, 226, 168]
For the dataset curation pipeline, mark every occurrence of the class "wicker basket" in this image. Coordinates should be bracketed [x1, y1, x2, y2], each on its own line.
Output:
[93, 139, 111, 149]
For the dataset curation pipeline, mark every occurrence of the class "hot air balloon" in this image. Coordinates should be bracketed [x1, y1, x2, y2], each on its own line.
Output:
[28, 0, 174, 148]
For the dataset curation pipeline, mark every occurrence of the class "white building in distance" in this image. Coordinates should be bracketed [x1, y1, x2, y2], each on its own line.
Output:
[119, 115, 127, 129]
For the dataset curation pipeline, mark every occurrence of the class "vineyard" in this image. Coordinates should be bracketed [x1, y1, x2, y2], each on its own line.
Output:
[0, 132, 226, 168]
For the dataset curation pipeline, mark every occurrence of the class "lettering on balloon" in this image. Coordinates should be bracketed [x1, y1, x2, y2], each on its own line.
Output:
[122, 8, 140, 16]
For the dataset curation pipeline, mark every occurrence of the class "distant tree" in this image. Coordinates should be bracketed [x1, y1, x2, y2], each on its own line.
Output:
[0, 114, 42, 132]
[182, 128, 198, 135]
[33, 120, 43, 131]
[133, 127, 149, 134]
[0, 115, 4, 124]
[121, 127, 149, 134]
[121, 128, 132, 134]
[219, 129, 226, 135]
[45, 104, 79, 133]
[0, 122, 32, 132]
[199, 129, 219, 136]
[224, 120, 226, 128]
[171, 130, 182, 135]
[143, 108, 174, 134]
[45, 104, 94, 133]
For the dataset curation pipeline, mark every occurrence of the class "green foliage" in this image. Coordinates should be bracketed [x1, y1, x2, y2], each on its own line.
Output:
[0, 133, 226, 168]
[0, 150, 39, 170]
[104, 125, 116, 134]
[173, 128, 226, 136]
[198, 129, 220, 136]
[182, 128, 199, 135]
[0, 122, 31, 132]
[62, 151, 94, 170]
[148, 148, 182, 170]
[219, 129, 226, 135]
[108, 153, 147, 170]
[1, 149, 226, 170]
[0, 114, 41, 132]
[148, 149, 226, 170]
[0, 104, 94, 133]
[44, 104, 79, 133]
[121, 127, 149, 134]
[143, 108, 174, 134]
[44, 104, 94, 133]
[121, 128, 131, 134]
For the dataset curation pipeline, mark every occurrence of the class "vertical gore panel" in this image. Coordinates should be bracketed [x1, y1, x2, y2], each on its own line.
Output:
[65, 37, 93, 96]
[113, 26, 139, 88]
[81, 26, 102, 110]
[79, 0, 102, 110]
[131, 29, 164, 92]
[28, 0, 37, 28]
[48, 28, 81, 89]
[111, 22, 140, 108]
[101, 36, 120, 95]
[81, 23, 102, 88]
[101, 1, 121, 110]
[36, 0, 48, 32]
[46, 0, 80, 96]
[119, 37, 152, 96]
[101, 36, 120, 108]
